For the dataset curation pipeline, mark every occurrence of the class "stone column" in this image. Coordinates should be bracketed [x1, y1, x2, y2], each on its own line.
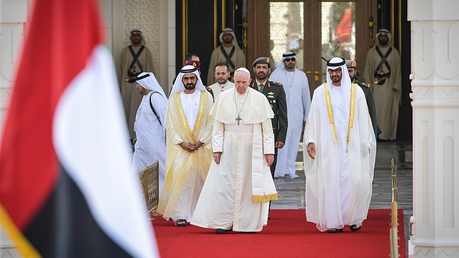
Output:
[408, 0, 459, 257]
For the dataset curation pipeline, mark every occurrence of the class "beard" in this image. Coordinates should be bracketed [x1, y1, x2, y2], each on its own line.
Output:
[379, 38, 388, 46]
[223, 36, 233, 44]
[256, 71, 268, 80]
[184, 82, 196, 90]
[285, 63, 295, 70]
[217, 77, 228, 84]
[331, 74, 342, 84]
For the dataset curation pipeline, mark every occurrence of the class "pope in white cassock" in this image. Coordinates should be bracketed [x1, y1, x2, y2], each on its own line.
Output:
[191, 68, 278, 233]
[131, 72, 167, 194]
[269, 52, 311, 178]
[304, 57, 376, 233]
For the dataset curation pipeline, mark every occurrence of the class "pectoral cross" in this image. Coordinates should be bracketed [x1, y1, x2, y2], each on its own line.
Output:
[236, 115, 242, 125]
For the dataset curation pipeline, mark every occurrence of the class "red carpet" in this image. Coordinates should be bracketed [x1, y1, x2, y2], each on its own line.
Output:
[152, 209, 406, 258]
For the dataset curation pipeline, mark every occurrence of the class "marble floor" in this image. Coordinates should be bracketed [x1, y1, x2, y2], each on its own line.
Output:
[271, 141, 413, 256]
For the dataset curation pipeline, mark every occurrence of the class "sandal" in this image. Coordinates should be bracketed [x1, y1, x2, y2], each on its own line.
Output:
[326, 228, 343, 233]
[350, 225, 361, 231]
[177, 219, 187, 227]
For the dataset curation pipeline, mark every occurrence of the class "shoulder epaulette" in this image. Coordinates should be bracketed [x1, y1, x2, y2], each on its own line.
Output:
[357, 81, 370, 88]
[269, 81, 282, 87]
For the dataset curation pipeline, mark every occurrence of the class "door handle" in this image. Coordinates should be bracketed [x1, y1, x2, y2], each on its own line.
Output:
[306, 71, 312, 77]
[314, 71, 324, 81]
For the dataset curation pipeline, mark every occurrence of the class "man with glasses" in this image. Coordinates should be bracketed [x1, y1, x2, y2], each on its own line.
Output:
[157, 65, 214, 227]
[304, 57, 376, 233]
[269, 52, 311, 179]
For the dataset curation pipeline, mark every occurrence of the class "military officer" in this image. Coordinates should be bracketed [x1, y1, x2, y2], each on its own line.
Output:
[250, 57, 288, 177]
[346, 60, 378, 137]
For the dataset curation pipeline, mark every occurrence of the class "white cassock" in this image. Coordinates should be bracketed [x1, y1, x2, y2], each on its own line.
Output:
[303, 83, 376, 232]
[191, 88, 277, 232]
[131, 90, 167, 194]
[269, 68, 311, 177]
[209, 81, 235, 99]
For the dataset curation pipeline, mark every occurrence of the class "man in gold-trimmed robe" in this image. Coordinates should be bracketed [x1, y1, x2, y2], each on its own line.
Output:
[157, 65, 213, 227]
[191, 68, 277, 233]
[304, 57, 376, 233]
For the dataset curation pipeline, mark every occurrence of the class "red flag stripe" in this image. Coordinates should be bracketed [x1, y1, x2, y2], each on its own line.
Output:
[0, 0, 101, 230]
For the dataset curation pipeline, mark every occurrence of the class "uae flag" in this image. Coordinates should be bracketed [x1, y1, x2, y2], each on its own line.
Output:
[0, 0, 159, 257]
[334, 7, 353, 43]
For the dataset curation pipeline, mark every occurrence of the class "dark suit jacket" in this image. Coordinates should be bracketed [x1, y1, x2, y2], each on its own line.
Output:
[250, 80, 288, 143]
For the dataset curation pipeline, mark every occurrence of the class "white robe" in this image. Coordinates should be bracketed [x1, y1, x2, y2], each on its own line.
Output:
[209, 81, 235, 99]
[117, 45, 155, 139]
[269, 68, 311, 177]
[191, 88, 276, 232]
[303, 83, 376, 232]
[131, 91, 167, 194]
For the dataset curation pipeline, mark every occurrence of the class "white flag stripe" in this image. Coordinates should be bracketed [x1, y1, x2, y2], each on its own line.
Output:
[53, 45, 158, 258]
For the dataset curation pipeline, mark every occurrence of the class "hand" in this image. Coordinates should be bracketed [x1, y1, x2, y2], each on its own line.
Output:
[275, 141, 284, 149]
[265, 154, 274, 166]
[193, 141, 204, 149]
[179, 142, 196, 153]
[213, 152, 222, 164]
[307, 142, 316, 160]
[393, 87, 398, 92]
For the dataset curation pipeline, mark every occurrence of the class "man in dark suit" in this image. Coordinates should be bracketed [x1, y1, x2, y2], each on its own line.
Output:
[249, 57, 288, 178]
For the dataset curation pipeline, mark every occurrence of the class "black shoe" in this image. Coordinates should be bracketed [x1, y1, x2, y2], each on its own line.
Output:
[326, 228, 343, 233]
[350, 225, 362, 232]
[241, 231, 256, 234]
[176, 219, 187, 227]
[215, 228, 232, 234]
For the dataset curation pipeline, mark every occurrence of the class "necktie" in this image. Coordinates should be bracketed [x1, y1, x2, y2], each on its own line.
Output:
[259, 83, 264, 92]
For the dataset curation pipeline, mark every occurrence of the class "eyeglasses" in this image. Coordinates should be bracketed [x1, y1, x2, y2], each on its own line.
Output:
[328, 68, 342, 74]
[285, 58, 296, 62]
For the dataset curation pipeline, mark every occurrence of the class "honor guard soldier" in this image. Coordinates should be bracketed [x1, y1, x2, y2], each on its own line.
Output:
[346, 60, 378, 137]
[250, 57, 288, 187]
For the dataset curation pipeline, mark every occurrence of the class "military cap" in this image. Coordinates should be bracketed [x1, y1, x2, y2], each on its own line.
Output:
[345, 60, 357, 68]
[184, 60, 201, 68]
[252, 57, 271, 68]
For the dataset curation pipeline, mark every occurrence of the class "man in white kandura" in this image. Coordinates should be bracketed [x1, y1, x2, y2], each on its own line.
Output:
[131, 72, 167, 194]
[157, 65, 214, 227]
[192, 68, 278, 234]
[269, 52, 311, 179]
[304, 57, 376, 233]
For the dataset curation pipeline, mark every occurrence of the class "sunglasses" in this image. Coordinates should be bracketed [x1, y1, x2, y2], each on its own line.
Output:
[285, 58, 296, 62]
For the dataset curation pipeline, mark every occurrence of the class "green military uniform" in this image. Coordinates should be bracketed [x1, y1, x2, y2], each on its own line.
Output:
[249, 80, 287, 144]
[251, 57, 288, 177]
[353, 80, 377, 137]
[346, 60, 378, 137]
